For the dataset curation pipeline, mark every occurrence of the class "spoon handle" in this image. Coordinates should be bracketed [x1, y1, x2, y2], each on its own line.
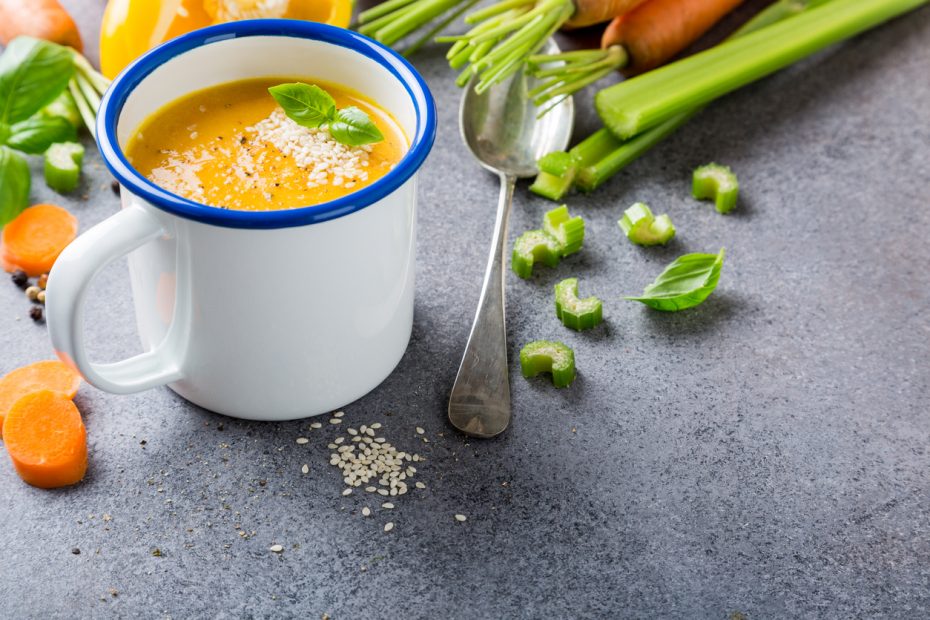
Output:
[448, 173, 516, 438]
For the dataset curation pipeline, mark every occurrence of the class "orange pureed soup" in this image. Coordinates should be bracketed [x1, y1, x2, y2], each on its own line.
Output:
[125, 77, 408, 211]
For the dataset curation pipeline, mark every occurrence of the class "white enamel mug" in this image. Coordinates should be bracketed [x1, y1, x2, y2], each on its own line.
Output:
[46, 21, 436, 420]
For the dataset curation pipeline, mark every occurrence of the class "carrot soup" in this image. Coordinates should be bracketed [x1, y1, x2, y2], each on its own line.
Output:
[125, 77, 408, 211]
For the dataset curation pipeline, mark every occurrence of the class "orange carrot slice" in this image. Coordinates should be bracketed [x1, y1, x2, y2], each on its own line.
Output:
[602, 0, 746, 73]
[3, 390, 87, 489]
[1, 203, 78, 277]
[0, 360, 81, 436]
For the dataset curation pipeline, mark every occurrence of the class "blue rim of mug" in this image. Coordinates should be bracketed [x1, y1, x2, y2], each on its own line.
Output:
[97, 20, 437, 229]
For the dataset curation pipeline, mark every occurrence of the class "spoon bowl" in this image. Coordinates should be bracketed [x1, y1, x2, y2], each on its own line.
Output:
[448, 39, 574, 438]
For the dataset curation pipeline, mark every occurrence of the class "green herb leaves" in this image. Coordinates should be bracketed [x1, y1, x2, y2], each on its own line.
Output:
[6, 116, 77, 154]
[0, 37, 75, 126]
[268, 83, 336, 129]
[329, 106, 384, 147]
[0, 146, 31, 227]
[268, 82, 384, 147]
[626, 248, 725, 312]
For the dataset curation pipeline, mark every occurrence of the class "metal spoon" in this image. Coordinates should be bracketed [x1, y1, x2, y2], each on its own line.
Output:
[448, 39, 574, 438]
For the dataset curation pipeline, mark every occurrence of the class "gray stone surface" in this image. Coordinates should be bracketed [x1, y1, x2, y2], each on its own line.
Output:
[1, 2, 929, 618]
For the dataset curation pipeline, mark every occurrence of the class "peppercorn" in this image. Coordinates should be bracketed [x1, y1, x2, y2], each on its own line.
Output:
[37, 273, 49, 289]
[10, 269, 28, 289]
[36, 290, 46, 304]
[111, 180, 121, 196]
[25, 285, 40, 301]
[29, 306, 43, 322]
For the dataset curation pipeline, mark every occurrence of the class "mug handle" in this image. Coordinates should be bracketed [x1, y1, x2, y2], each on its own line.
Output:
[47, 205, 185, 394]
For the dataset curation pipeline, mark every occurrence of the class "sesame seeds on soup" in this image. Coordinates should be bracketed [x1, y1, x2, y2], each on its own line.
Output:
[125, 78, 408, 211]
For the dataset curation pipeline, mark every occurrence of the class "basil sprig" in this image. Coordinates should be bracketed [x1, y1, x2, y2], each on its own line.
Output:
[0, 37, 80, 226]
[268, 82, 385, 147]
[626, 248, 725, 311]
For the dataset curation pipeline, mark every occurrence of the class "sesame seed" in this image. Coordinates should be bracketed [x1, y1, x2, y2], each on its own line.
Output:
[382, 502, 394, 509]
[362, 507, 371, 517]
[269, 544, 284, 553]
[365, 486, 376, 493]
[301, 464, 309, 474]
[342, 488, 353, 496]
[334, 437, 345, 444]
[347, 428, 358, 436]
[415, 482, 426, 489]
[310, 422, 322, 429]
[416, 427, 425, 435]
[455, 514, 467, 522]
[378, 489, 389, 496]
[371, 423, 382, 429]
[327, 443, 337, 450]
[329, 418, 341, 425]
[334, 411, 345, 418]
[296, 437, 309, 444]
[384, 522, 394, 532]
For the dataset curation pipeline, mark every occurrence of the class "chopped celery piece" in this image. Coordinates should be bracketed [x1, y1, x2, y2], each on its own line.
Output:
[619, 202, 676, 246]
[40, 90, 82, 130]
[537, 151, 573, 175]
[519, 340, 575, 388]
[530, 170, 574, 201]
[529, 151, 576, 200]
[44, 142, 84, 193]
[693, 163, 738, 213]
[511, 229, 560, 279]
[542, 205, 584, 256]
[554, 278, 603, 331]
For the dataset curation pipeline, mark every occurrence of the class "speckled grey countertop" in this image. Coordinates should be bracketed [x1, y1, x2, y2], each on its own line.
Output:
[1, 2, 929, 618]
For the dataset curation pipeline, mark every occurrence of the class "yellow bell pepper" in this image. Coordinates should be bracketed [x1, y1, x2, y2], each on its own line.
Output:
[100, 0, 354, 79]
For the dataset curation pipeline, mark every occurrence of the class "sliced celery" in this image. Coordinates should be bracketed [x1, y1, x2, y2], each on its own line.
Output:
[44, 142, 84, 193]
[511, 229, 560, 279]
[619, 203, 676, 246]
[542, 205, 584, 256]
[554, 278, 603, 331]
[530, 152, 576, 200]
[595, 0, 927, 139]
[692, 164, 738, 213]
[519, 340, 575, 388]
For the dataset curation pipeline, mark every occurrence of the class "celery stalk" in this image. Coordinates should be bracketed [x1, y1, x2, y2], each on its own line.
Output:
[596, 0, 928, 139]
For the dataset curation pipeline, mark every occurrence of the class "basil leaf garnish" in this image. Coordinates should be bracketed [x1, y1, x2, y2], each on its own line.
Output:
[0, 37, 75, 125]
[0, 145, 31, 227]
[625, 248, 725, 311]
[268, 82, 336, 129]
[6, 115, 77, 154]
[328, 106, 384, 146]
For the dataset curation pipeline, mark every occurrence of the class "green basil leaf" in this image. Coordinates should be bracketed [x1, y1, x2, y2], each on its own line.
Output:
[0, 145, 31, 227]
[6, 115, 77, 154]
[0, 36, 75, 125]
[268, 82, 336, 129]
[329, 106, 384, 146]
[0, 122, 9, 144]
[625, 248, 725, 312]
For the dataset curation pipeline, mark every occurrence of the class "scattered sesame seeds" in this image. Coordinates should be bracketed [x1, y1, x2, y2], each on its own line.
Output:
[342, 489, 353, 496]
[362, 507, 371, 517]
[454, 514, 467, 522]
[269, 544, 284, 553]
[301, 464, 309, 474]
[378, 489, 389, 496]
[296, 437, 309, 444]
[384, 522, 394, 532]
[311, 422, 323, 429]
[415, 482, 426, 489]
[416, 427, 425, 435]
[382, 502, 395, 509]
[365, 486, 377, 493]
[329, 418, 341, 425]
[334, 411, 345, 418]
[371, 423, 382, 429]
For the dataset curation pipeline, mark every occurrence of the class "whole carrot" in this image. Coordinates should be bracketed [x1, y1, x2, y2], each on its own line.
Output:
[527, 0, 745, 106]
[0, 0, 83, 51]
[563, 0, 649, 29]
[602, 0, 745, 73]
